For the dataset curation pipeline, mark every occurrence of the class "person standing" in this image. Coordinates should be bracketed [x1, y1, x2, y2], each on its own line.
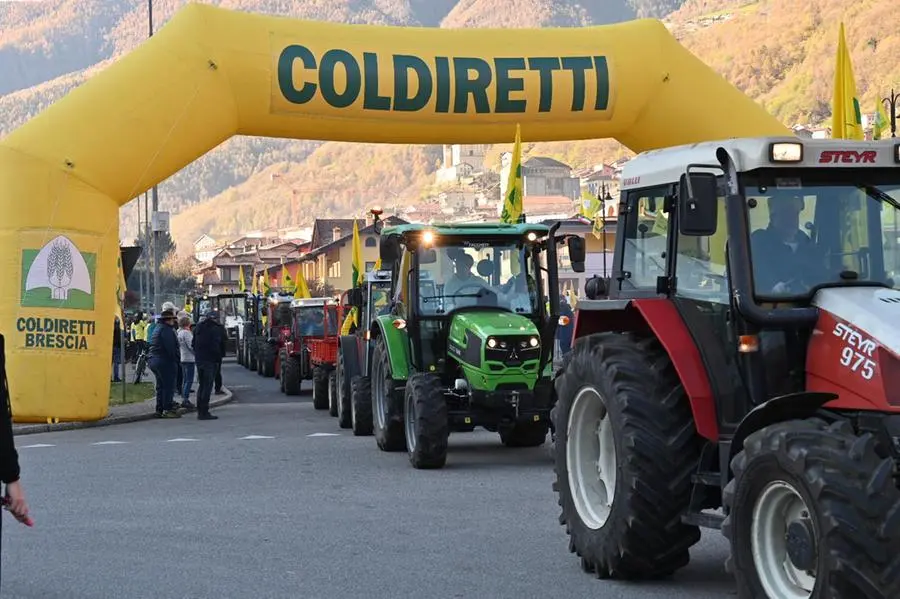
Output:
[556, 295, 574, 358]
[176, 316, 196, 411]
[148, 309, 181, 418]
[112, 317, 123, 382]
[0, 333, 32, 560]
[192, 311, 225, 420]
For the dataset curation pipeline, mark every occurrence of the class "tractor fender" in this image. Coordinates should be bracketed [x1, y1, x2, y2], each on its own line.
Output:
[629, 299, 720, 441]
[338, 335, 361, 379]
[372, 315, 410, 381]
[728, 392, 838, 466]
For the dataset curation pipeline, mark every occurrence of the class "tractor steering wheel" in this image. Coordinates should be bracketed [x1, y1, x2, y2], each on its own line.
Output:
[452, 283, 498, 306]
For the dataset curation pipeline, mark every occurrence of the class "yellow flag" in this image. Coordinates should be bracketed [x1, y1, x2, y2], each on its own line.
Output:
[500, 123, 524, 224]
[262, 266, 271, 295]
[373, 257, 382, 271]
[251, 268, 258, 294]
[114, 252, 127, 323]
[873, 99, 890, 140]
[282, 263, 295, 293]
[351, 220, 363, 287]
[238, 265, 246, 292]
[293, 264, 311, 299]
[831, 23, 864, 140]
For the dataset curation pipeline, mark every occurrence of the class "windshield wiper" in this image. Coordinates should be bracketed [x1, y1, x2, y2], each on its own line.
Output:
[860, 185, 900, 211]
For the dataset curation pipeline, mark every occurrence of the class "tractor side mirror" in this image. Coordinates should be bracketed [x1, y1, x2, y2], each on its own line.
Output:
[678, 173, 718, 236]
[566, 236, 586, 273]
[347, 287, 363, 307]
[380, 235, 401, 263]
[373, 219, 384, 234]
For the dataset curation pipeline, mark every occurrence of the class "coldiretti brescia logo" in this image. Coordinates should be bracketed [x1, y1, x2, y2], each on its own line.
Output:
[273, 44, 611, 115]
[21, 235, 96, 310]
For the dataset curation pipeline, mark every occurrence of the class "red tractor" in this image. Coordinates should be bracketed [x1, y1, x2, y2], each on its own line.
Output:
[279, 297, 340, 402]
[552, 137, 900, 598]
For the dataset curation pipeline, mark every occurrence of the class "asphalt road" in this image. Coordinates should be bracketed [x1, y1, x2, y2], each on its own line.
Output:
[1, 359, 736, 599]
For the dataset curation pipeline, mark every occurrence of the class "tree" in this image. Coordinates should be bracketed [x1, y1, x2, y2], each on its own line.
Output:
[132, 230, 176, 264]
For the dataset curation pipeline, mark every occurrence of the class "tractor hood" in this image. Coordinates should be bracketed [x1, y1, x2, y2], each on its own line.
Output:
[812, 287, 900, 357]
[450, 311, 540, 340]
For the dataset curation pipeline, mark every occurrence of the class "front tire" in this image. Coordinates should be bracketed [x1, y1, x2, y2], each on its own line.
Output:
[312, 366, 329, 410]
[552, 332, 702, 579]
[350, 375, 373, 437]
[336, 351, 352, 429]
[404, 373, 449, 469]
[283, 355, 301, 396]
[372, 337, 406, 452]
[723, 418, 900, 599]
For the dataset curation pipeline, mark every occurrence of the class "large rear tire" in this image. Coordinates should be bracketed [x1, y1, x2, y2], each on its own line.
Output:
[350, 375, 373, 437]
[552, 332, 702, 579]
[283, 355, 301, 396]
[404, 373, 449, 469]
[259, 343, 276, 378]
[312, 366, 329, 410]
[723, 418, 900, 599]
[372, 337, 406, 452]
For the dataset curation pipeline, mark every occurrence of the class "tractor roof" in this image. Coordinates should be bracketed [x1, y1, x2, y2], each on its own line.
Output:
[621, 136, 900, 192]
[290, 297, 335, 309]
[381, 222, 550, 240]
[267, 292, 295, 304]
[365, 269, 393, 283]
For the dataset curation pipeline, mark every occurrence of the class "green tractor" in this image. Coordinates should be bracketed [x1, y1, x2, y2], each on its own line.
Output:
[363, 221, 585, 469]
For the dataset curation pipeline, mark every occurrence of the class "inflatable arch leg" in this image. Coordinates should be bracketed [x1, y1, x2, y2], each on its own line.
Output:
[0, 3, 789, 422]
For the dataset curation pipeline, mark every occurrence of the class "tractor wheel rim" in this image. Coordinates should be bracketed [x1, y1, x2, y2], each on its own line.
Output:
[404, 390, 416, 453]
[566, 387, 617, 530]
[373, 358, 387, 430]
[751, 480, 816, 598]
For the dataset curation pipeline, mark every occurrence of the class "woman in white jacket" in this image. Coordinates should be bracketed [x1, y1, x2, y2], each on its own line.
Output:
[176, 316, 196, 411]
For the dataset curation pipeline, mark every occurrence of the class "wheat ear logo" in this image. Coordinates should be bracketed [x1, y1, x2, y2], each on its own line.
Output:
[21, 235, 95, 310]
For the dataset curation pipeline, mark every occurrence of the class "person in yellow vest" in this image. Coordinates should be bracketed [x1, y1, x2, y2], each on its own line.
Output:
[130, 313, 149, 363]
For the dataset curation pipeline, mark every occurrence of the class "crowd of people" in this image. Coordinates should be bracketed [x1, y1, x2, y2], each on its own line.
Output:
[113, 304, 227, 421]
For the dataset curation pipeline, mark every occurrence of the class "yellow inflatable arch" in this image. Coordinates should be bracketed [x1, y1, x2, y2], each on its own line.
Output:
[0, 3, 788, 422]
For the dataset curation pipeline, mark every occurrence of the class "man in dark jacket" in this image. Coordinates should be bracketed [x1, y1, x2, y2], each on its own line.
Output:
[192, 310, 226, 420]
[148, 309, 180, 418]
[0, 334, 31, 537]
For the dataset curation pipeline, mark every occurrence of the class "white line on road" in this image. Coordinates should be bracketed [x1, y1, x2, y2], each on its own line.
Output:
[91, 441, 128, 445]
[307, 433, 340, 437]
[166, 438, 198, 442]
[20, 443, 55, 448]
[240, 435, 274, 440]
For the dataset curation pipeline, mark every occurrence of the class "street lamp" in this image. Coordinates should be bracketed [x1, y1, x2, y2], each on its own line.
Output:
[882, 89, 900, 138]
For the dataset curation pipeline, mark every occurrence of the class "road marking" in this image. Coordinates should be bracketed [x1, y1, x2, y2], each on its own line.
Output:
[20, 443, 55, 448]
[91, 441, 128, 445]
[308, 433, 340, 437]
[240, 435, 274, 440]
[166, 438, 198, 442]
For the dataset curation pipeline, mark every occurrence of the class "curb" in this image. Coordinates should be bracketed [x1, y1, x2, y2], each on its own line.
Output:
[12, 387, 235, 436]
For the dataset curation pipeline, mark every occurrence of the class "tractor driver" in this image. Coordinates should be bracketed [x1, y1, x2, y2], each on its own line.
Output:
[749, 194, 820, 295]
[443, 253, 487, 297]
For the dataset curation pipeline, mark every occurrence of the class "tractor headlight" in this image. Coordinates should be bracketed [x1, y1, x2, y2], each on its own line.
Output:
[486, 337, 508, 349]
[529, 336, 539, 347]
[769, 142, 803, 163]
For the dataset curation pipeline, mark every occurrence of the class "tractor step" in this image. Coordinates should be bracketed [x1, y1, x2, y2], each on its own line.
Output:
[681, 511, 724, 530]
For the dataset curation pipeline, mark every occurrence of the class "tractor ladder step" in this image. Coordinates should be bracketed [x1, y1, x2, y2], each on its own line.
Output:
[681, 511, 725, 529]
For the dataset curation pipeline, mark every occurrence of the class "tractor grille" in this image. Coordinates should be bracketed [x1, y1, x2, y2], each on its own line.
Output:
[485, 335, 541, 366]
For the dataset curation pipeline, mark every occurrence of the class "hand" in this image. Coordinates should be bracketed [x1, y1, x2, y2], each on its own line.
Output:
[5, 481, 31, 525]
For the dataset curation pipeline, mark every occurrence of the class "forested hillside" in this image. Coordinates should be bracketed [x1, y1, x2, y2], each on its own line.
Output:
[3, 0, 899, 253]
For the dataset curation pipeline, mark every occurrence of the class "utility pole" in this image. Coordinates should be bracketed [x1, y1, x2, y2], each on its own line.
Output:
[149, 0, 161, 313]
[137, 197, 144, 308]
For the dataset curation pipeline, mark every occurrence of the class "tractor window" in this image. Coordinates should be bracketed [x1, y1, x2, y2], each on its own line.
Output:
[621, 187, 669, 289]
[675, 189, 729, 304]
[742, 170, 900, 299]
[295, 307, 327, 336]
[368, 285, 391, 318]
[271, 303, 292, 327]
[416, 243, 537, 316]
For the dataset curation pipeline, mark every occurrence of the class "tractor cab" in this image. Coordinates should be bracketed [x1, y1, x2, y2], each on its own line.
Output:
[335, 268, 394, 432]
[372, 222, 585, 468]
[209, 291, 248, 355]
[553, 136, 900, 597]
[279, 297, 339, 399]
[254, 291, 294, 378]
